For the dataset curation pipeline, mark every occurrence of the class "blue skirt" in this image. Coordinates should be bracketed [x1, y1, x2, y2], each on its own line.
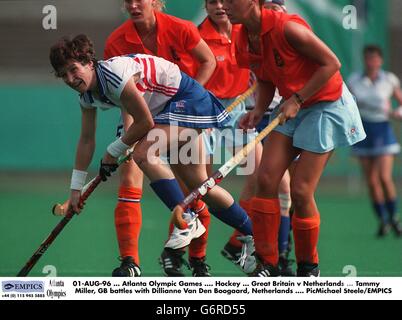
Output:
[352, 121, 400, 156]
[270, 83, 366, 153]
[153, 72, 231, 129]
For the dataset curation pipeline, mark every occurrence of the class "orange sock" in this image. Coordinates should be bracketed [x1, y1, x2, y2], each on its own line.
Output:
[228, 199, 253, 248]
[292, 213, 320, 264]
[114, 186, 142, 264]
[189, 200, 210, 259]
[251, 197, 281, 266]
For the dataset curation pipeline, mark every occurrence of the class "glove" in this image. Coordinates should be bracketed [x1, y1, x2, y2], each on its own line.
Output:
[99, 159, 118, 181]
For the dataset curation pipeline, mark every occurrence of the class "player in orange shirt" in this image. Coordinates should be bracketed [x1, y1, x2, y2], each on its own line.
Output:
[199, 0, 261, 273]
[223, 0, 366, 276]
[104, 0, 216, 277]
[199, 0, 294, 276]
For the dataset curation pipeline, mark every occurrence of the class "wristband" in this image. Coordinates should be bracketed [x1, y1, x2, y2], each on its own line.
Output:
[107, 137, 130, 158]
[293, 92, 304, 105]
[70, 169, 88, 191]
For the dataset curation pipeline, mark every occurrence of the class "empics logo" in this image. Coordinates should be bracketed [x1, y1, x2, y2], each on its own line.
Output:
[2, 281, 44, 293]
[3, 283, 14, 290]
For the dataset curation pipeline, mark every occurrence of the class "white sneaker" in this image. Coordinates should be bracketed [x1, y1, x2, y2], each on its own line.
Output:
[237, 235, 257, 274]
[164, 212, 206, 249]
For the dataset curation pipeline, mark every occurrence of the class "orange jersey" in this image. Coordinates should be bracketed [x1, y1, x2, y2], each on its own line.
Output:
[235, 9, 343, 107]
[104, 11, 201, 77]
[199, 18, 250, 99]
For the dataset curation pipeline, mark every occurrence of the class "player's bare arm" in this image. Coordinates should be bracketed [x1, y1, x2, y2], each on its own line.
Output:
[191, 39, 216, 85]
[392, 86, 402, 119]
[69, 106, 96, 213]
[393, 86, 402, 104]
[277, 21, 341, 123]
[119, 75, 155, 147]
[102, 74, 154, 167]
[75, 106, 97, 171]
[284, 21, 341, 102]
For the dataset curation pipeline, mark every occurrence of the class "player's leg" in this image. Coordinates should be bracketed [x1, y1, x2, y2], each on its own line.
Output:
[170, 161, 252, 237]
[359, 156, 390, 236]
[171, 161, 256, 274]
[160, 137, 212, 277]
[221, 141, 262, 264]
[250, 131, 298, 276]
[112, 114, 143, 277]
[133, 124, 255, 273]
[133, 125, 205, 234]
[378, 154, 401, 236]
[185, 134, 212, 276]
[290, 150, 333, 277]
[112, 161, 144, 277]
[277, 170, 295, 276]
[169, 133, 258, 275]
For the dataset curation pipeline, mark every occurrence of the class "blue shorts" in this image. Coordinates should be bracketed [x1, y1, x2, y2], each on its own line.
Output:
[202, 95, 258, 155]
[153, 72, 231, 129]
[270, 83, 366, 153]
[352, 121, 400, 156]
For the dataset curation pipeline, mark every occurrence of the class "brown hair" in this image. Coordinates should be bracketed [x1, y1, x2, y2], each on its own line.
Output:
[49, 34, 97, 77]
[363, 44, 383, 58]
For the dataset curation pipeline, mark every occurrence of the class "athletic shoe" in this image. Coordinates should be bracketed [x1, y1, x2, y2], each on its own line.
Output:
[377, 222, 391, 237]
[189, 257, 211, 277]
[297, 263, 320, 277]
[112, 256, 141, 277]
[164, 212, 206, 250]
[237, 235, 257, 274]
[249, 262, 280, 277]
[159, 248, 189, 277]
[221, 242, 242, 263]
[278, 252, 296, 276]
[391, 218, 402, 236]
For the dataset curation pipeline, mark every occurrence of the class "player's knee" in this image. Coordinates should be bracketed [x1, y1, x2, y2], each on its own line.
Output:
[183, 175, 206, 190]
[290, 181, 311, 205]
[118, 163, 143, 187]
[256, 172, 279, 194]
[379, 173, 393, 187]
[367, 174, 380, 189]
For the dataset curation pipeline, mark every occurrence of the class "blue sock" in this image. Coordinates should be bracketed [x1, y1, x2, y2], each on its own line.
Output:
[278, 216, 290, 254]
[385, 199, 398, 220]
[373, 202, 389, 223]
[150, 179, 185, 210]
[209, 202, 252, 235]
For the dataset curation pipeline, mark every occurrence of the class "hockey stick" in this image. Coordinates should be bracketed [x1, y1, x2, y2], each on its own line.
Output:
[50, 84, 257, 216]
[170, 113, 282, 229]
[225, 82, 257, 113]
[17, 153, 132, 277]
